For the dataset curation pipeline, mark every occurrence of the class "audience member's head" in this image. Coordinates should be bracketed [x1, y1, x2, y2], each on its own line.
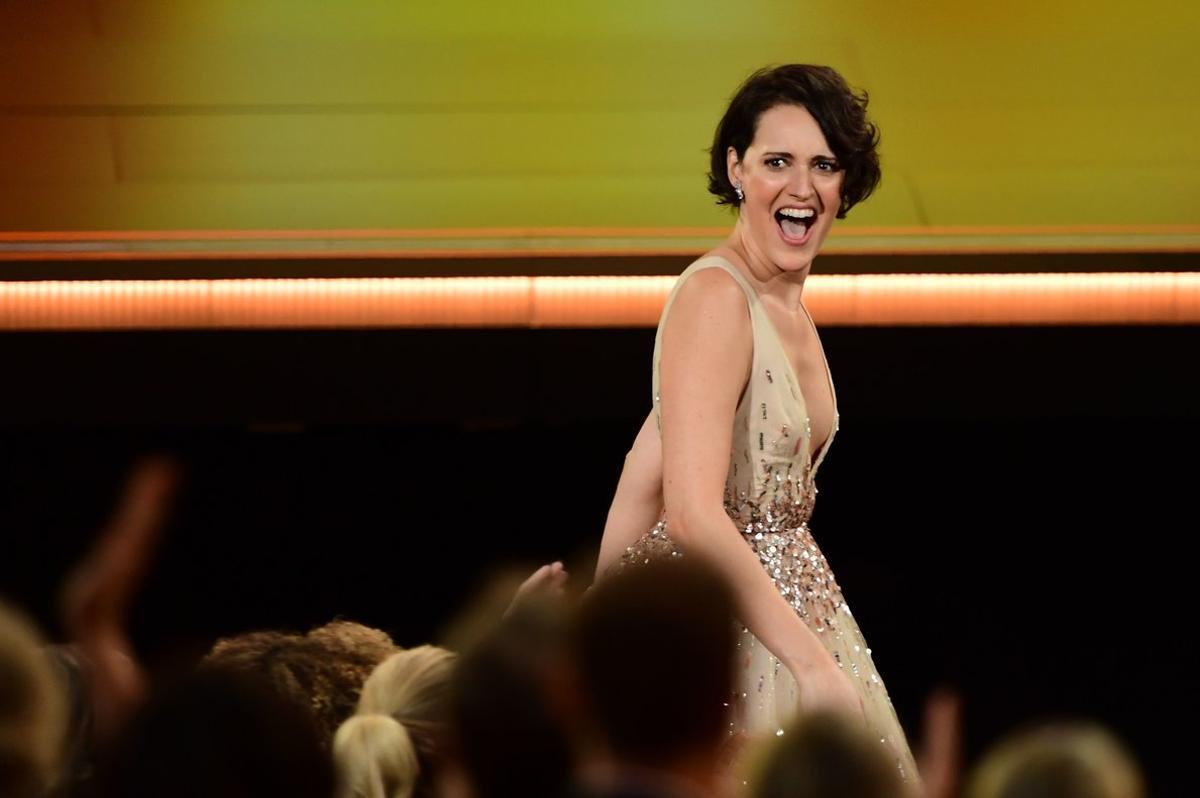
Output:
[333, 645, 456, 798]
[747, 711, 907, 798]
[0, 601, 68, 798]
[966, 721, 1145, 798]
[570, 559, 735, 770]
[108, 668, 334, 798]
[333, 715, 418, 798]
[450, 601, 573, 798]
[202, 619, 396, 745]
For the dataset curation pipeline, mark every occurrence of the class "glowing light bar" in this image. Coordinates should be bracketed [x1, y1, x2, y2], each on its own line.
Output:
[1, 273, 1197, 330]
[2, 226, 1199, 258]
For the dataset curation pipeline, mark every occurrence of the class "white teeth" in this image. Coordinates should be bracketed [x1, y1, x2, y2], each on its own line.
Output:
[778, 208, 815, 219]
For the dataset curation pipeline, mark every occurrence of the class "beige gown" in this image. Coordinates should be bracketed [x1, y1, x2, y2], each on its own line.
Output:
[616, 256, 919, 783]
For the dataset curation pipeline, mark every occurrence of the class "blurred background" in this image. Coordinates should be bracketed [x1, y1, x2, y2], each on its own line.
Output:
[1, 1, 1197, 793]
[1, 1, 1197, 234]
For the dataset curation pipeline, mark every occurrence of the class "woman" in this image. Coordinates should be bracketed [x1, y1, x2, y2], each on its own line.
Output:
[595, 65, 918, 783]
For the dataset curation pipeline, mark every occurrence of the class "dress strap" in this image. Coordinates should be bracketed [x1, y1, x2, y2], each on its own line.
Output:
[652, 256, 761, 428]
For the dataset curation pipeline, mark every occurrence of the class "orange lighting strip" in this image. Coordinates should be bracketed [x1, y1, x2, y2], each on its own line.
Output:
[1, 273, 1198, 330]
[2, 225, 1199, 258]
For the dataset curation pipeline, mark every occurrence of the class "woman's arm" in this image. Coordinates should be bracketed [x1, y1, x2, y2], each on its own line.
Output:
[594, 409, 665, 579]
[658, 269, 858, 712]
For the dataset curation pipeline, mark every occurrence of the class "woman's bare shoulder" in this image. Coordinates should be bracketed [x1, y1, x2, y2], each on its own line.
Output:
[661, 262, 754, 377]
[668, 262, 751, 327]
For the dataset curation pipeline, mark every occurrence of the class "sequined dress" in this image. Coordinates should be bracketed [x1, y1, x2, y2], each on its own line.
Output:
[616, 256, 918, 781]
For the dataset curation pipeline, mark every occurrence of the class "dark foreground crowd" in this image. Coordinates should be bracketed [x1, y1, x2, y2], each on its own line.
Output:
[2, 459, 1145, 798]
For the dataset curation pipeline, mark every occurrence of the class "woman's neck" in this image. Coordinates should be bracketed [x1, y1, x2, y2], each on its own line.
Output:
[715, 226, 810, 313]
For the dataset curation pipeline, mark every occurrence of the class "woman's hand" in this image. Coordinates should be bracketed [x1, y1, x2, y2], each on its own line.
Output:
[791, 657, 866, 721]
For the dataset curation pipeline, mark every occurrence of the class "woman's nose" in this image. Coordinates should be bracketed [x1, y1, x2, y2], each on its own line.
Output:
[789, 167, 815, 200]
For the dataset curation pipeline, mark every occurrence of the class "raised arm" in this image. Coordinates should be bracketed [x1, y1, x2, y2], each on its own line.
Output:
[658, 268, 860, 716]
[61, 456, 181, 742]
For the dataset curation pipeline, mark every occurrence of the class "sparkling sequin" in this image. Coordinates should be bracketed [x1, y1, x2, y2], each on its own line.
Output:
[621, 467, 843, 631]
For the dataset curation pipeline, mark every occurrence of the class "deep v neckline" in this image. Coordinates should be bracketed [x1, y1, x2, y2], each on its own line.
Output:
[708, 256, 839, 473]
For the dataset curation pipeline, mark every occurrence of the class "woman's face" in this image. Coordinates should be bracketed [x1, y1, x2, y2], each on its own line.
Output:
[728, 103, 845, 274]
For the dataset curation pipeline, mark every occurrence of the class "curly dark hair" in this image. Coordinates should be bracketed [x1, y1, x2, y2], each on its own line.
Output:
[707, 65, 881, 219]
[201, 620, 397, 747]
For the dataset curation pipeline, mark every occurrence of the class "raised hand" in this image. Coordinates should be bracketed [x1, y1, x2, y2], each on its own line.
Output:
[60, 456, 182, 741]
[505, 561, 569, 617]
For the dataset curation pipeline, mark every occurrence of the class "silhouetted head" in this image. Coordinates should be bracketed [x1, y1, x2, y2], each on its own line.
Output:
[203, 620, 397, 746]
[109, 668, 334, 798]
[571, 559, 735, 768]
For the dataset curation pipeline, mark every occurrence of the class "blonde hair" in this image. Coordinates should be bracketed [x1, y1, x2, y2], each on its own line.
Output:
[746, 712, 907, 798]
[0, 602, 68, 798]
[334, 715, 419, 798]
[332, 646, 456, 798]
[966, 722, 1145, 798]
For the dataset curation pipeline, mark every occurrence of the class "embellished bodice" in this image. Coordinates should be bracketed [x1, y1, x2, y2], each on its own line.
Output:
[621, 256, 845, 627]
[654, 256, 838, 530]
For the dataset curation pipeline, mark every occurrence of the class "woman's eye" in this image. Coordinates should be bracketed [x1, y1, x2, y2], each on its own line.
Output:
[814, 160, 841, 172]
[766, 158, 788, 169]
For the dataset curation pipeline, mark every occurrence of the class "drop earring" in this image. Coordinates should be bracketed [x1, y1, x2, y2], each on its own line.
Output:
[734, 183, 745, 202]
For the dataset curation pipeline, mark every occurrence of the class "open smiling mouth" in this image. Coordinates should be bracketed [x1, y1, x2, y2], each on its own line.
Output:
[774, 207, 816, 243]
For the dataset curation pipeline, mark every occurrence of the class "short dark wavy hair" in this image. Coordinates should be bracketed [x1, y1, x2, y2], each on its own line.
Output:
[707, 65, 881, 219]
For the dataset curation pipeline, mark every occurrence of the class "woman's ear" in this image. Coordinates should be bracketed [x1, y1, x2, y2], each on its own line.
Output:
[726, 146, 742, 191]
